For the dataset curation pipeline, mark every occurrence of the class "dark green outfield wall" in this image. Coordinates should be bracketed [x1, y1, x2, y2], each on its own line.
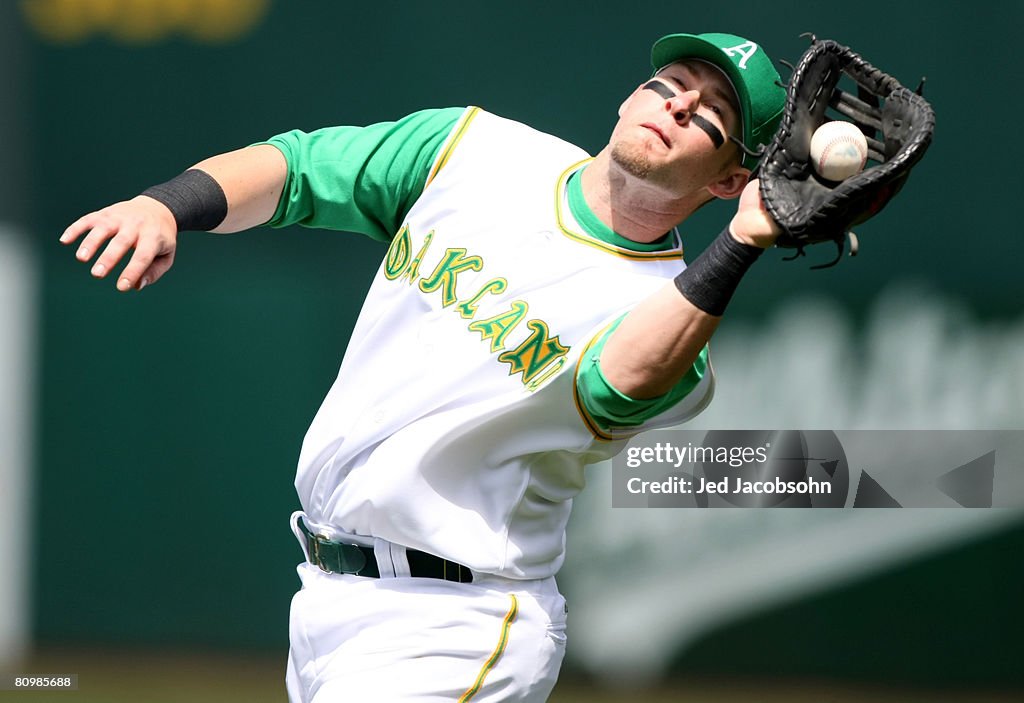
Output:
[671, 517, 1024, 688]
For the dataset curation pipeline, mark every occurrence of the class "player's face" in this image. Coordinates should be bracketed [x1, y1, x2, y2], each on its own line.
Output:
[609, 60, 745, 195]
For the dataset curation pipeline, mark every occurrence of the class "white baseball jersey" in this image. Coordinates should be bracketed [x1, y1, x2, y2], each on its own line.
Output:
[295, 108, 714, 579]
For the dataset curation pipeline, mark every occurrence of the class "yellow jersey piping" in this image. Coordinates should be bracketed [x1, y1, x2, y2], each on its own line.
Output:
[572, 321, 618, 442]
[554, 160, 685, 261]
[425, 106, 481, 188]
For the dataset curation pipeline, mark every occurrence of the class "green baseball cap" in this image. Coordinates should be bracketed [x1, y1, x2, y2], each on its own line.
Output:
[651, 32, 786, 168]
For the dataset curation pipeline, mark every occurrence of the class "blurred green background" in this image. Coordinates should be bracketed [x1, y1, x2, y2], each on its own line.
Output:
[1, 0, 1022, 701]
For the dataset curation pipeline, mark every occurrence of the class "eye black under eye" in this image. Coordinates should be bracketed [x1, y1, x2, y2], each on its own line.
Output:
[643, 80, 676, 100]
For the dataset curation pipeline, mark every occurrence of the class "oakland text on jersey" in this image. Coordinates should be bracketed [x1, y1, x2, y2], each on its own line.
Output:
[384, 224, 570, 390]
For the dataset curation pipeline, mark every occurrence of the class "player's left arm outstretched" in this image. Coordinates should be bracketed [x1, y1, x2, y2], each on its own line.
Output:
[599, 179, 778, 399]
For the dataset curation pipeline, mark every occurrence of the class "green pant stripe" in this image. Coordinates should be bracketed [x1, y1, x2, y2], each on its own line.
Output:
[458, 594, 519, 702]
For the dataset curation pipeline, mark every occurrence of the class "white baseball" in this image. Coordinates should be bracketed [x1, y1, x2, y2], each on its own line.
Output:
[810, 121, 868, 182]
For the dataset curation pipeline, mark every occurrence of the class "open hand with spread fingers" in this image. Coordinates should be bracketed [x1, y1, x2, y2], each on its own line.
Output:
[60, 195, 178, 292]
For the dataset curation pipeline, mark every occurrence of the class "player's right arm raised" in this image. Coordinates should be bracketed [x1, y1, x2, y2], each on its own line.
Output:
[60, 143, 287, 292]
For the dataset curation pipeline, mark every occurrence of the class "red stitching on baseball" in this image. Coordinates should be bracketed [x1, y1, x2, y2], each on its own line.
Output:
[817, 135, 867, 175]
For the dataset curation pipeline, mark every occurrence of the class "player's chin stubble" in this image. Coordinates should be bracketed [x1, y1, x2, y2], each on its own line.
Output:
[610, 141, 653, 180]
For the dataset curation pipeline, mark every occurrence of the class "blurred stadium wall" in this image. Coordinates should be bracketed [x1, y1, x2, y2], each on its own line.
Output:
[0, 231, 34, 672]
[0, 0, 34, 671]
[10, 0, 1024, 693]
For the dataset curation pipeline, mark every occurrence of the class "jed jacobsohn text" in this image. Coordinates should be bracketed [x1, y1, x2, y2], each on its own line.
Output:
[627, 474, 833, 496]
[623, 441, 832, 497]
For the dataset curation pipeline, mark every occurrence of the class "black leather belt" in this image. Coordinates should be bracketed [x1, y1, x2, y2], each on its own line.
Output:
[298, 519, 472, 583]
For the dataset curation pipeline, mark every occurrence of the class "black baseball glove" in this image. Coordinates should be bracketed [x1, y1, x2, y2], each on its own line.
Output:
[757, 36, 936, 268]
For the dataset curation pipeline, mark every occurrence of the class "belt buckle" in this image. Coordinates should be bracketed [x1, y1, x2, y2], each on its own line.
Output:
[312, 533, 334, 574]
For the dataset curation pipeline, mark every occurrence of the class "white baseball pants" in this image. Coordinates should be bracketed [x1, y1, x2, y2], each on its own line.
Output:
[285, 563, 568, 702]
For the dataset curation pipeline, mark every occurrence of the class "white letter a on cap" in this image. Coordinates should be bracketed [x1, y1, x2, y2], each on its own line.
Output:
[723, 41, 758, 69]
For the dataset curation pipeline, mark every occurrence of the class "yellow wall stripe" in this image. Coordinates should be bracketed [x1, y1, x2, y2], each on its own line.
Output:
[426, 106, 481, 187]
[458, 594, 519, 702]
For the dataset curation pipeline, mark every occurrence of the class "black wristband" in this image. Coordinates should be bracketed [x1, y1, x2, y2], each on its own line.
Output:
[673, 227, 764, 316]
[141, 169, 228, 232]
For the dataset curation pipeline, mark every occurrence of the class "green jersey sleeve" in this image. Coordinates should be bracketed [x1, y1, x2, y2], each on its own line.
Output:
[260, 107, 466, 242]
[576, 314, 709, 428]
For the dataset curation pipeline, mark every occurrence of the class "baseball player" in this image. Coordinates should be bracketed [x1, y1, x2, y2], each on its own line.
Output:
[62, 32, 787, 702]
